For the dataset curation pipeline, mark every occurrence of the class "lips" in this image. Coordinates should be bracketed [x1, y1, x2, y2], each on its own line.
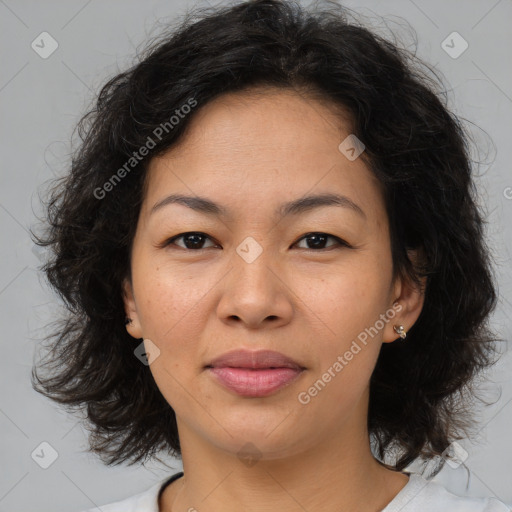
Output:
[205, 349, 305, 397]
[206, 349, 304, 371]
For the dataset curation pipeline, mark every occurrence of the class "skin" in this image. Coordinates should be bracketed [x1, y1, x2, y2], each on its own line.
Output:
[123, 86, 425, 512]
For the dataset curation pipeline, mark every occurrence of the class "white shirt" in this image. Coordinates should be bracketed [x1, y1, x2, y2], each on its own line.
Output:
[81, 472, 510, 512]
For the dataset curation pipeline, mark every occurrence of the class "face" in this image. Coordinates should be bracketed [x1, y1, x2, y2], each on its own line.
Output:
[123, 87, 423, 460]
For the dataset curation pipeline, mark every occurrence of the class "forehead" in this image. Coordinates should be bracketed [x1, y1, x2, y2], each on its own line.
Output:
[142, 88, 385, 225]
[161, 86, 354, 161]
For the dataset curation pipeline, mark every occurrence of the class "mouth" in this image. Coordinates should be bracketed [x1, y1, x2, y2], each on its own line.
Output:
[205, 349, 305, 397]
[206, 367, 305, 397]
[206, 349, 304, 370]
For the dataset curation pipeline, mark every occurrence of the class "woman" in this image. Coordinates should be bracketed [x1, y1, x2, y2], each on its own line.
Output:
[32, 0, 510, 510]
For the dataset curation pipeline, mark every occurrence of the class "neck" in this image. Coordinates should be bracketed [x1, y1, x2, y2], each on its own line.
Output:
[160, 415, 408, 512]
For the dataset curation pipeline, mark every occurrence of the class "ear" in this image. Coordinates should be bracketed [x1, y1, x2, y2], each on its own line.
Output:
[122, 277, 143, 340]
[383, 248, 427, 343]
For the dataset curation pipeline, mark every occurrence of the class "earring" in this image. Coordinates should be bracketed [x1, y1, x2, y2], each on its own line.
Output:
[393, 325, 407, 339]
[125, 317, 133, 325]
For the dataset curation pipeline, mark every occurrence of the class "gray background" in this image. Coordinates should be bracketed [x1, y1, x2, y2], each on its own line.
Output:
[1, 0, 511, 510]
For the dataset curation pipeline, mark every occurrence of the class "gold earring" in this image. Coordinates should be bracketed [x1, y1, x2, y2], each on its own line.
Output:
[393, 325, 407, 339]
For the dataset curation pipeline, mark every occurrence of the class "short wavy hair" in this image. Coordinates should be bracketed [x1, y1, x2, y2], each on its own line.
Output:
[32, 0, 499, 473]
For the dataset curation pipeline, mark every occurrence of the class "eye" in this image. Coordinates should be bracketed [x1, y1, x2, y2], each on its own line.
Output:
[164, 232, 219, 250]
[293, 232, 350, 250]
[161, 231, 351, 251]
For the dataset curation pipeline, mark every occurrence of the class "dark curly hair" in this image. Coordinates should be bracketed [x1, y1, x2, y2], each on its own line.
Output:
[32, 0, 499, 474]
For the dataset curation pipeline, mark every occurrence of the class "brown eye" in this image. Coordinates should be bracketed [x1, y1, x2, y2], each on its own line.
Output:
[165, 232, 218, 250]
[294, 232, 350, 250]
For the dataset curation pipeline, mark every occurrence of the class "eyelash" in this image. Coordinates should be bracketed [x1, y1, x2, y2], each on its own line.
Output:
[161, 232, 352, 251]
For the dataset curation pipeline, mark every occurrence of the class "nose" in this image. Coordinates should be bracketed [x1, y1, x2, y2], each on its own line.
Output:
[216, 247, 294, 330]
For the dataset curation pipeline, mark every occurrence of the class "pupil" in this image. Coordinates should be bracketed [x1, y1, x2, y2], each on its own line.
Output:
[308, 234, 326, 249]
[186, 234, 203, 249]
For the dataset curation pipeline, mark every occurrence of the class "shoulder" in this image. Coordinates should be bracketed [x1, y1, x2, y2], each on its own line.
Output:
[384, 473, 510, 512]
[78, 479, 165, 512]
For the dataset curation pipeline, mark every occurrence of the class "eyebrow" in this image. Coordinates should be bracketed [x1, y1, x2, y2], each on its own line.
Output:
[150, 192, 366, 220]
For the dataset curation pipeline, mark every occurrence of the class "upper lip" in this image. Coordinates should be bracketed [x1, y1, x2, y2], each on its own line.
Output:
[206, 349, 304, 370]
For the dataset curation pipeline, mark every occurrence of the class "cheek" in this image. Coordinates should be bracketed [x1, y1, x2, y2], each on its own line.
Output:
[295, 252, 392, 388]
[134, 259, 215, 338]
[133, 266, 214, 407]
[297, 278, 384, 416]
[297, 255, 390, 337]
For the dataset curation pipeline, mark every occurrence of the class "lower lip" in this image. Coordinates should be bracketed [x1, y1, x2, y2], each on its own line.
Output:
[207, 367, 304, 397]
